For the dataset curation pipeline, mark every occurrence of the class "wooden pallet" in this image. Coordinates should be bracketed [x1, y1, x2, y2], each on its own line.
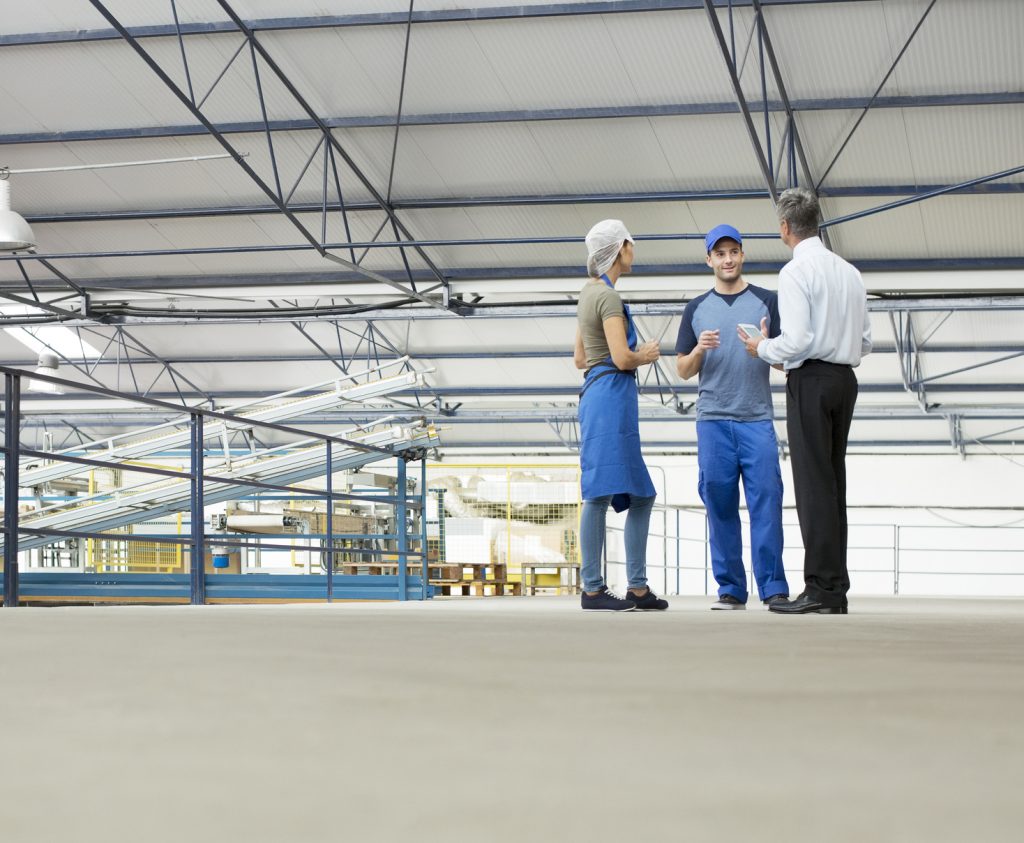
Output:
[337, 560, 521, 597]
[437, 579, 522, 597]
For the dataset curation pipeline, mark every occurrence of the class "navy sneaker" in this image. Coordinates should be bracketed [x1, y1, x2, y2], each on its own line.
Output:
[628, 588, 669, 611]
[763, 594, 789, 607]
[581, 587, 636, 612]
[711, 594, 746, 610]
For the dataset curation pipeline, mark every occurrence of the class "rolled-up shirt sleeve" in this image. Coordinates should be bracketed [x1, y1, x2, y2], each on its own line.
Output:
[758, 266, 813, 365]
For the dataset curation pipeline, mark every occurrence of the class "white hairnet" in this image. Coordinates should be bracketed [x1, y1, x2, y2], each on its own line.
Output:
[585, 219, 634, 278]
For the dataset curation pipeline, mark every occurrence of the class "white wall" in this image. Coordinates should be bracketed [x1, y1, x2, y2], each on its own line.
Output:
[593, 453, 1024, 599]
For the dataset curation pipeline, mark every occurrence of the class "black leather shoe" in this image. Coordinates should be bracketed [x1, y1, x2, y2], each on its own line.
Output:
[768, 593, 847, 614]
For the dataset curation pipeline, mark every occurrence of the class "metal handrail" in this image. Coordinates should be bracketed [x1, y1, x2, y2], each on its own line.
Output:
[1, 366, 436, 605]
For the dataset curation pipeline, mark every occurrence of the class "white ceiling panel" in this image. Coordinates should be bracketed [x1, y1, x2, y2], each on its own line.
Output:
[1, 0, 1021, 454]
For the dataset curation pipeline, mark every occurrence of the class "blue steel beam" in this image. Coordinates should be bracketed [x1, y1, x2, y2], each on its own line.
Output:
[0, 232, 781, 263]
[18, 383, 1024, 402]
[5, 93, 1020, 145]
[387, 438, 1023, 450]
[703, 0, 778, 203]
[21, 181, 1024, 225]
[0, 2, 882, 48]
[820, 164, 1024, 230]
[2, 260, 1024, 300]
[210, 0, 450, 302]
[11, 410, 1024, 430]
[0, 342, 1014, 369]
[815, 0, 939, 190]
[749, 0, 820, 191]
[83, 0, 449, 310]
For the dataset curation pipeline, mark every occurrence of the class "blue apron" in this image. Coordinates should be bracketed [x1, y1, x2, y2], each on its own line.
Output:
[578, 275, 656, 513]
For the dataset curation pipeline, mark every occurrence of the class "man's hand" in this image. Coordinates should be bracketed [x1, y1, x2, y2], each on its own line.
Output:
[738, 317, 768, 358]
[696, 329, 720, 351]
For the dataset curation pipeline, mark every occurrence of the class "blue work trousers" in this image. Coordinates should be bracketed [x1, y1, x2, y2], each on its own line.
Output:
[697, 419, 788, 603]
[580, 494, 656, 593]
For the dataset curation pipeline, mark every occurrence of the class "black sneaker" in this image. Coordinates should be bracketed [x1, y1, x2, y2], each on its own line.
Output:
[581, 587, 636, 612]
[628, 588, 669, 611]
[763, 594, 789, 607]
[711, 594, 746, 610]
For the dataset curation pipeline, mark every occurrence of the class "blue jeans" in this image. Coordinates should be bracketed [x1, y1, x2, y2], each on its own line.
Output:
[580, 494, 656, 593]
[697, 419, 788, 603]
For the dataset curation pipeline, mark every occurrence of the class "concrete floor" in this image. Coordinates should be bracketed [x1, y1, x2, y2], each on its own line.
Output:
[1, 596, 1022, 842]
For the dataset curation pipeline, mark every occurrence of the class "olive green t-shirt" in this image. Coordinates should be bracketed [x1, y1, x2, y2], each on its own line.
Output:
[578, 279, 626, 369]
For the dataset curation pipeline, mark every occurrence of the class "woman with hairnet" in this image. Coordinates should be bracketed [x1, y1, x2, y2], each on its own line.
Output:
[573, 220, 669, 612]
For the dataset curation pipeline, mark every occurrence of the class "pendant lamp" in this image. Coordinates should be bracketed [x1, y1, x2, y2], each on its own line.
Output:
[0, 177, 35, 252]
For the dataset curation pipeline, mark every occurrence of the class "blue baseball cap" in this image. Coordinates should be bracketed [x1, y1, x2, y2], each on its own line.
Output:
[704, 224, 743, 253]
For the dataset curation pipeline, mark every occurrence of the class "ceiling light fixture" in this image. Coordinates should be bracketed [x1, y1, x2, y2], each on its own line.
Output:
[0, 174, 35, 252]
[0, 152, 247, 254]
[28, 351, 63, 394]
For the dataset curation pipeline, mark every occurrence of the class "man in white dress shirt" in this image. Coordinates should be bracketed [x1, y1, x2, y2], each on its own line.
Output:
[740, 188, 871, 614]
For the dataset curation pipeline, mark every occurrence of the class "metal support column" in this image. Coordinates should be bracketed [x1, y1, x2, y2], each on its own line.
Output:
[326, 441, 333, 602]
[420, 456, 428, 600]
[190, 412, 205, 605]
[3, 373, 21, 607]
[397, 457, 408, 601]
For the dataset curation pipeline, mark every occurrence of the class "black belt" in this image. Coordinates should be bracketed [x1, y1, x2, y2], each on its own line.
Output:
[802, 359, 852, 368]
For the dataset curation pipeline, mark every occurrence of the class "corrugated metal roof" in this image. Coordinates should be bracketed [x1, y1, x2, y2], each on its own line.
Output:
[1, 0, 1021, 453]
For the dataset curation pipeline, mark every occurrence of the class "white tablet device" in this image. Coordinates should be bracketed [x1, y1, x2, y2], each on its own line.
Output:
[738, 323, 762, 340]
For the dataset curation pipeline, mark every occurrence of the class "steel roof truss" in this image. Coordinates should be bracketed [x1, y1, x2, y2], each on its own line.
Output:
[83, 0, 449, 313]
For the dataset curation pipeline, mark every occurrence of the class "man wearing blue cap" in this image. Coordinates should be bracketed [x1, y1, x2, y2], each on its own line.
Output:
[675, 225, 789, 609]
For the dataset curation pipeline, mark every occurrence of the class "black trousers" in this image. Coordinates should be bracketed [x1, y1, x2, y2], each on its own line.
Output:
[786, 360, 858, 605]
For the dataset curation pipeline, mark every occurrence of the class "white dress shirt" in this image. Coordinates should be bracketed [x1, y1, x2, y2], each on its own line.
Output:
[757, 236, 872, 370]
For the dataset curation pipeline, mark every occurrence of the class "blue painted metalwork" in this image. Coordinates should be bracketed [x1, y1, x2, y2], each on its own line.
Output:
[6, 92, 1020, 146]
[326, 441, 333, 602]
[703, 0, 778, 204]
[397, 456, 408, 602]
[212, 0, 451, 299]
[757, 9, 772, 185]
[909, 351, 1024, 389]
[3, 373, 21, 607]
[21, 181, 1023, 225]
[750, 1, 819, 195]
[820, 164, 1024, 230]
[84, 0, 449, 310]
[0, 362, 435, 602]
[0, 2, 881, 48]
[5, 572, 430, 602]
[190, 412, 205, 604]
[0, 231, 782, 263]
[815, 0, 939, 190]
[4, 222, 1019, 266]
[28, 91, 1024, 144]
[192, 536, 423, 558]
[420, 457, 429, 600]
[169, 0, 197, 105]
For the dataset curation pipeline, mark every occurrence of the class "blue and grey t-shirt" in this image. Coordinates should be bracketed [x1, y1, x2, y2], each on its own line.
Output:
[675, 284, 780, 421]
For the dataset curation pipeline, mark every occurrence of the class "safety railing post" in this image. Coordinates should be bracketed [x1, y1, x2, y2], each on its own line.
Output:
[189, 412, 205, 605]
[397, 456, 407, 601]
[662, 507, 668, 596]
[3, 373, 22, 607]
[326, 441, 333, 603]
[675, 509, 681, 596]
[894, 524, 900, 596]
[704, 513, 710, 596]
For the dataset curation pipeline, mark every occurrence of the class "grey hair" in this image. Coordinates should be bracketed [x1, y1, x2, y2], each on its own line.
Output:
[776, 187, 820, 240]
